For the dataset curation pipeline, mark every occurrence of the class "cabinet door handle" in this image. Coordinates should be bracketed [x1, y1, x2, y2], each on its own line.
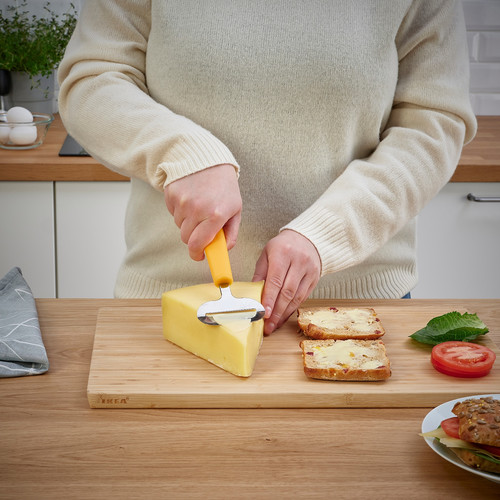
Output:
[467, 193, 500, 203]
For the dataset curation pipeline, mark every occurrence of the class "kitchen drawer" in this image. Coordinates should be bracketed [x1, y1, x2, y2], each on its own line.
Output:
[413, 182, 500, 298]
[0, 182, 56, 297]
[55, 182, 129, 298]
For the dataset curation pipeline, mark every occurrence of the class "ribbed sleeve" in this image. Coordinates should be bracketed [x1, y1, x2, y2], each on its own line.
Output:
[58, 0, 239, 192]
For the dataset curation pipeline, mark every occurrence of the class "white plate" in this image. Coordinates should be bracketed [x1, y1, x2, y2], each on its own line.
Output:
[421, 394, 500, 484]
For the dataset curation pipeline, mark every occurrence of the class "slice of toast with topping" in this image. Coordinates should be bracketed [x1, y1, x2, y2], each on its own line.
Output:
[297, 307, 385, 340]
[300, 338, 391, 381]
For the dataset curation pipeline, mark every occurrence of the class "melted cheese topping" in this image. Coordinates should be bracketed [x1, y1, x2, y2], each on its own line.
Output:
[311, 339, 383, 369]
[304, 308, 375, 332]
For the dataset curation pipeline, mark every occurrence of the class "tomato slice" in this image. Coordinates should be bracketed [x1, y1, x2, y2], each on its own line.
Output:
[441, 417, 461, 439]
[441, 417, 500, 456]
[480, 443, 500, 457]
[430, 341, 496, 378]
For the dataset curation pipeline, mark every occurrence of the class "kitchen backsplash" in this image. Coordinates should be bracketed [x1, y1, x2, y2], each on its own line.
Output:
[464, 0, 500, 115]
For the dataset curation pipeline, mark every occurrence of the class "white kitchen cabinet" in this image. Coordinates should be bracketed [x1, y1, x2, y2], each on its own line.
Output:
[413, 182, 500, 298]
[1, 179, 498, 300]
[0, 182, 56, 297]
[55, 182, 130, 298]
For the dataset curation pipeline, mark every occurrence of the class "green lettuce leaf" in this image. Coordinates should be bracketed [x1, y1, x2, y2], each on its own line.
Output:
[409, 311, 489, 345]
[471, 450, 500, 465]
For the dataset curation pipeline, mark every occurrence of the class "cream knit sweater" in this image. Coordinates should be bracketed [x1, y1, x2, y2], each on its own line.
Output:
[58, 0, 476, 299]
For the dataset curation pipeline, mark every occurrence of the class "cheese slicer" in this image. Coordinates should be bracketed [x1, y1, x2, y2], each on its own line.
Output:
[197, 229, 265, 326]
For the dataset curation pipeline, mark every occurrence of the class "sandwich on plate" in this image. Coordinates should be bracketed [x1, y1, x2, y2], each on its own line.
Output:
[421, 396, 500, 474]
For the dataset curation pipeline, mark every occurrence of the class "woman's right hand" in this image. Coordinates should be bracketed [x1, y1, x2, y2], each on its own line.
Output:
[164, 164, 242, 261]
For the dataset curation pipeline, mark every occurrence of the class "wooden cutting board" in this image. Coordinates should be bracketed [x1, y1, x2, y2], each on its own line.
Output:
[87, 301, 500, 408]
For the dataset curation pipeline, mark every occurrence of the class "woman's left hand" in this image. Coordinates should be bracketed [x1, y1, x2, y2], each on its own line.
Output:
[252, 229, 321, 335]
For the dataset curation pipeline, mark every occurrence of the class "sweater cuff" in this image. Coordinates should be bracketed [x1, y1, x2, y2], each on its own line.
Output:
[157, 128, 240, 189]
[281, 205, 355, 276]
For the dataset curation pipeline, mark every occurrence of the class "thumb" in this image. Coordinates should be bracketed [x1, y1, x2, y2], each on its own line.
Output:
[252, 250, 268, 282]
[223, 214, 241, 251]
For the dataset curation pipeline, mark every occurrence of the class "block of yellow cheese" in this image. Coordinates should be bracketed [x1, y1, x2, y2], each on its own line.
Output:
[161, 281, 265, 377]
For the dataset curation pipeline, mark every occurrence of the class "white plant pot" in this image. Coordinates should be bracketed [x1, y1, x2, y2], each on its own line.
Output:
[10, 71, 58, 114]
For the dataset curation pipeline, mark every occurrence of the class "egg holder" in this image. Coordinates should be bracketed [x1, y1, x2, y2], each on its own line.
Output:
[0, 112, 54, 150]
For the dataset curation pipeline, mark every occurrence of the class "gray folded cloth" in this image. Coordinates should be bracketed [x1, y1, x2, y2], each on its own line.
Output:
[0, 267, 49, 377]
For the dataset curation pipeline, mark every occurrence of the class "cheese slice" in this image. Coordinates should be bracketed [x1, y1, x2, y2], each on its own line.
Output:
[161, 281, 264, 377]
[420, 427, 500, 461]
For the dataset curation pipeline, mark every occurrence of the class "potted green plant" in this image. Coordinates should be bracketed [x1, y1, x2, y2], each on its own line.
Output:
[0, 1, 77, 113]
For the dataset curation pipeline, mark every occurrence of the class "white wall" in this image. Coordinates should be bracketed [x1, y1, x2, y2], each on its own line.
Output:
[464, 0, 500, 115]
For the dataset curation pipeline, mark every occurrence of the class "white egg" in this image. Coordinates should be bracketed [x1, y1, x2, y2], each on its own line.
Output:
[9, 125, 38, 145]
[6, 106, 33, 123]
[0, 125, 11, 144]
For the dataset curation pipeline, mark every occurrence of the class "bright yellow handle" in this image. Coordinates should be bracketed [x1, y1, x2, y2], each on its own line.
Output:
[205, 229, 233, 287]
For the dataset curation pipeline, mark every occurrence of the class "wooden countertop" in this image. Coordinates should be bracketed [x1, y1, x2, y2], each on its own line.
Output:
[0, 114, 128, 182]
[2, 298, 499, 499]
[0, 114, 499, 182]
[453, 116, 500, 182]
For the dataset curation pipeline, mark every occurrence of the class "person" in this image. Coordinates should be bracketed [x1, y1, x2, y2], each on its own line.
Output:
[58, 0, 476, 335]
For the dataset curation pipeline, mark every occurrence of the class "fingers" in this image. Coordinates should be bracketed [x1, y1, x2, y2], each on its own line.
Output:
[164, 164, 242, 260]
[264, 273, 313, 335]
[254, 230, 321, 335]
[186, 213, 240, 261]
[223, 213, 241, 251]
[252, 252, 272, 317]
